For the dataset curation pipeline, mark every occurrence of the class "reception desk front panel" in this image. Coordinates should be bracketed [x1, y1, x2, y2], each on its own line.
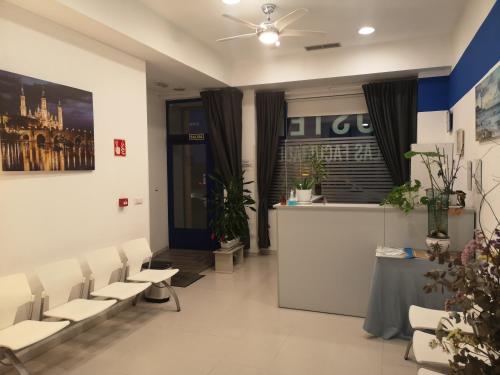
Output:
[276, 204, 475, 317]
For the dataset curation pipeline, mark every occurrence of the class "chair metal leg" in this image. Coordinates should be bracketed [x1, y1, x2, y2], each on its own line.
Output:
[163, 282, 181, 312]
[2, 348, 30, 375]
[404, 338, 413, 360]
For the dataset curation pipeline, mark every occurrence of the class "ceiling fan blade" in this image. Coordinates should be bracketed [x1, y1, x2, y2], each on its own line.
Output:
[274, 8, 308, 31]
[280, 29, 327, 37]
[216, 33, 256, 42]
[222, 14, 259, 30]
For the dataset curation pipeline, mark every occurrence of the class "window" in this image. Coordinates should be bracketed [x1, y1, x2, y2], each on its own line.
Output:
[269, 113, 394, 204]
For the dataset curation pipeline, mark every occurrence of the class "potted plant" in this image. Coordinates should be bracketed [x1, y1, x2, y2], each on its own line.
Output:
[294, 176, 314, 202]
[423, 147, 500, 374]
[209, 171, 256, 249]
[380, 179, 423, 214]
[404, 147, 463, 251]
[310, 152, 327, 195]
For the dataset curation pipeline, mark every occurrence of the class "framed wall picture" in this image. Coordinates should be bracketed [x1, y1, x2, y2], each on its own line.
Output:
[0, 69, 94, 171]
[475, 64, 500, 142]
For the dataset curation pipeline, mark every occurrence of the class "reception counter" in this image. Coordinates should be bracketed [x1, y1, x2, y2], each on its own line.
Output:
[275, 203, 474, 317]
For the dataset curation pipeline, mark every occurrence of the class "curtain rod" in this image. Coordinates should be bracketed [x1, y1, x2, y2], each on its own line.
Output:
[285, 92, 364, 101]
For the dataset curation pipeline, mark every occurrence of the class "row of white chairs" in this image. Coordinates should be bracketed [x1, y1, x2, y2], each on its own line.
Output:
[0, 238, 180, 375]
[406, 305, 474, 374]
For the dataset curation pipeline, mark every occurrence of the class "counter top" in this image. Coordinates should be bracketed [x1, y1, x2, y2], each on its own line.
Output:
[274, 202, 475, 212]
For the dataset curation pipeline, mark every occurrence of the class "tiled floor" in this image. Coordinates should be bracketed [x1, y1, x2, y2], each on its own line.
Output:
[9, 254, 418, 375]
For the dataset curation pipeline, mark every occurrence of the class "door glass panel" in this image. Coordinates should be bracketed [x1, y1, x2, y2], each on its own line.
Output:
[172, 143, 207, 229]
[168, 101, 207, 135]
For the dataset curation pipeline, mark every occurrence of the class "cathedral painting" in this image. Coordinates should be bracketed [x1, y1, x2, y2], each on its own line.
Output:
[0, 69, 94, 171]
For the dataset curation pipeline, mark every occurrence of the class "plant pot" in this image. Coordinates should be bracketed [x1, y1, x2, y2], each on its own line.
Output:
[220, 237, 240, 249]
[425, 236, 451, 252]
[426, 189, 449, 239]
[296, 189, 312, 202]
[314, 183, 322, 196]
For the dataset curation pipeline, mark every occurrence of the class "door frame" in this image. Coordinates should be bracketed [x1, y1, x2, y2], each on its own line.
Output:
[166, 99, 217, 250]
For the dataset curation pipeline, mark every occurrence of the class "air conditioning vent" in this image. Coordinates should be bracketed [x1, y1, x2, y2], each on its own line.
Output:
[305, 42, 341, 51]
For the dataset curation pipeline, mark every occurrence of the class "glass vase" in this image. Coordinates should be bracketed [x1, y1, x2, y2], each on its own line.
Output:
[426, 189, 449, 239]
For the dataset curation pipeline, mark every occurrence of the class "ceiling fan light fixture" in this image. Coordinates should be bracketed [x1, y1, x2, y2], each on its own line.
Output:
[358, 26, 375, 35]
[259, 30, 279, 44]
[222, 0, 240, 4]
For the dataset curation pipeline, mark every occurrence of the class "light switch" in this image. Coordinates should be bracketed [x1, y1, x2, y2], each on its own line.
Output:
[134, 198, 143, 205]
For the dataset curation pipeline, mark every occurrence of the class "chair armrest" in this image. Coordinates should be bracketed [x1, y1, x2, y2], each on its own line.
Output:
[121, 262, 129, 282]
[39, 291, 48, 321]
[88, 274, 95, 298]
[29, 294, 35, 320]
[79, 277, 86, 298]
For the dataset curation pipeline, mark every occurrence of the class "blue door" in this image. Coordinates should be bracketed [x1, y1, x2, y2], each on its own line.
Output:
[167, 100, 217, 250]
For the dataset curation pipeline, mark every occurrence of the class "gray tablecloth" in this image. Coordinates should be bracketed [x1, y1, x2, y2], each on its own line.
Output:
[363, 257, 450, 340]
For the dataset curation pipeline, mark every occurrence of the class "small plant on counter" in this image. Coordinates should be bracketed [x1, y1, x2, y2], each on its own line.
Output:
[310, 152, 327, 195]
[294, 176, 314, 190]
[380, 179, 424, 214]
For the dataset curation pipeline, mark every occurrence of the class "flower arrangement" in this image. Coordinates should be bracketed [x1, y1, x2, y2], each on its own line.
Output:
[423, 143, 499, 374]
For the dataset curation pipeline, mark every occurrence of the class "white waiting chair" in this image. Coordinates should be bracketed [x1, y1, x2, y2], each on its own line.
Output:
[418, 369, 446, 375]
[121, 238, 181, 311]
[85, 246, 151, 301]
[404, 305, 474, 360]
[413, 331, 453, 370]
[36, 259, 116, 322]
[0, 273, 69, 375]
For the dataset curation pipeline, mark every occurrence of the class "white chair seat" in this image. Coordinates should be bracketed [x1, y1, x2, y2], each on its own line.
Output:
[409, 305, 473, 333]
[0, 320, 69, 351]
[91, 281, 151, 300]
[418, 369, 446, 375]
[413, 331, 452, 368]
[43, 298, 116, 322]
[127, 268, 179, 284]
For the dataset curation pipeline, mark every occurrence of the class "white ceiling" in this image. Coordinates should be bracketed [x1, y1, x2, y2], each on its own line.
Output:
[140, 0, 468, 59]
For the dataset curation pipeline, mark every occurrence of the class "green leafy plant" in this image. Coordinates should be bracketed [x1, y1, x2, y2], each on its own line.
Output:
[294, 176, 314, 190]
[208, 171, 256, 243]
[309, 152, 327, 185]
[380, 179, 424, 213]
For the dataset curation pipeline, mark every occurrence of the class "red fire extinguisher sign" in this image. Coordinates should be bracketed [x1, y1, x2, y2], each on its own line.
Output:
[114, 139, 126, 157]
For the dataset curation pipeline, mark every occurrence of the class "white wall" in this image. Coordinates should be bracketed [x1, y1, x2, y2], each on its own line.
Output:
[147, 90, 168, 252]
[450, 63, 500, 235]
[0, 4, 149, 276]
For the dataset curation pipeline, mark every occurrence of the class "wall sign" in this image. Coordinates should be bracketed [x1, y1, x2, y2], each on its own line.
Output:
[114, 139, 126, 156]
[189, 133, 205, 141]
[287, 114, 372, 139]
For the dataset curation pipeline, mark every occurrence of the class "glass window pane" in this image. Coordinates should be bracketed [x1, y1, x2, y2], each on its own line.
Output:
[167, 101, 207, 135]
[172, 144, 207, 229]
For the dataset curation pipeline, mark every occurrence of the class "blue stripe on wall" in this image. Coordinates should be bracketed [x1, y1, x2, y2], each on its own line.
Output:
[417, 76, 449, 112]
[417, 1, 499, 112]
[449, 0, 500, 108]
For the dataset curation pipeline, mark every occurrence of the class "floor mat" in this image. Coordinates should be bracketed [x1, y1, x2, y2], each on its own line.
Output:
[171, 271, 205, 288]
[153, 249, 214, 274]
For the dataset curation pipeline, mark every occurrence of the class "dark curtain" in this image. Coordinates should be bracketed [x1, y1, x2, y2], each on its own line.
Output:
[256, 91, 285, 249]
[201, 88, 249, 248]
[362, 79, 417, 186]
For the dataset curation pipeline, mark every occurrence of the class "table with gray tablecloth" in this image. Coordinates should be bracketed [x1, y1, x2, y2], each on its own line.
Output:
[363, 257, 450, 340]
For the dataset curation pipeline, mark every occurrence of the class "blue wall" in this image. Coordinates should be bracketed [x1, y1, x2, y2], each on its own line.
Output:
[418, 1, 500, 112]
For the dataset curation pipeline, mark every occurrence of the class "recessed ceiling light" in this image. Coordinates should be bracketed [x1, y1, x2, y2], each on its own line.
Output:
[222, 0, 240, 4]
[358, 26, 375, 35]
[275, 40, 281, 47]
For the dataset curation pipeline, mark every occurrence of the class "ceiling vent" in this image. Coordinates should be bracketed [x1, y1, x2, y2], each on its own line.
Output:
[304, 42, 341, 52]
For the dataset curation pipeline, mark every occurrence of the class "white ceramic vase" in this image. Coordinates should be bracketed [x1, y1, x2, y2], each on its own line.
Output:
[425, 236, 451, 252]
[220, 237, 240, 249]
[296, 189, 312, 202]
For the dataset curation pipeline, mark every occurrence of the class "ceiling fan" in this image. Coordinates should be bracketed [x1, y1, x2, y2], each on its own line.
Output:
[216, 3, 326, 46]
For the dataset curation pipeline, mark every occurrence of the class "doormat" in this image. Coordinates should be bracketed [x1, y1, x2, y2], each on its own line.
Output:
[171, 271, 205, 288]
